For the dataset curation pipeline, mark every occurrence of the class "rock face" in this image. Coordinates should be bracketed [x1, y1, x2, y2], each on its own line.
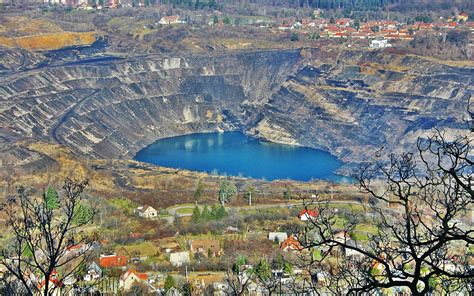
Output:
[0, 49, 301, 165]
[249, 49, 472, 162]
[0, 47, 472, 172]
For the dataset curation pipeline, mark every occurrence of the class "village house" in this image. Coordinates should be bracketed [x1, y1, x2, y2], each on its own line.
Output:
[84, 262, 102, 282]
[344, 239, 364, 258]
[280, 235, 303, 252]
[336, 18, 351, 27]
[189, 239, 222, 257]
[334, 230, 351, 243]
[99, 254, 127, 269]
[38, 270, 62, 296]
[120, 268, 148, 290]
[458, 12, 469, 22]
[169, 251, 190, 267]
[135, 205, 158, 218]
[268, 232, 288, 243]
[369, 39, 391, 49]
[224, 226, 239, 234]
[298, 208, 318, 221]
[159, 15, 184, 25]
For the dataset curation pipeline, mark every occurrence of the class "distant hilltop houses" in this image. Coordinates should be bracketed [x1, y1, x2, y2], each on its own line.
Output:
[278, 12, 472, 42]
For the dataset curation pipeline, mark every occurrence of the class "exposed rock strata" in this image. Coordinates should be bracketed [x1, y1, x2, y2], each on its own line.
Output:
[0, 48, 472, 173]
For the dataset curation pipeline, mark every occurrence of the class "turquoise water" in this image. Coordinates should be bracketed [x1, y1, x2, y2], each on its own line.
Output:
[134, 132, 347, 182]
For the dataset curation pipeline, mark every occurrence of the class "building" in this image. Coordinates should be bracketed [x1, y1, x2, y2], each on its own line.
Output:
[369, 39, 391, 49]
[268, 232, 288, 243]
[99, 254, 127, 269]
[136, 205, 158, 218]
[169, 251, 190, 267]
[298, 209, 318, 221]
[120, 269, 148, 290]
[189, 239, 222, 257]
[84, 262, 102, 282]
[344, 239, 364, 258]
[280, 235, 303, 252]
[38, 271, 62, 296]
[159, 15, 184, 25]
[458, 12, 469, 22]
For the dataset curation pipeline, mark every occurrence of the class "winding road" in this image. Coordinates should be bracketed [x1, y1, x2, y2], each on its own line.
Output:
[51, 90, 99, 144]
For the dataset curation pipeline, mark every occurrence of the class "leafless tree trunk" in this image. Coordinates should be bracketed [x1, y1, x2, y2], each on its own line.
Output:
[1, 178, 97, 296]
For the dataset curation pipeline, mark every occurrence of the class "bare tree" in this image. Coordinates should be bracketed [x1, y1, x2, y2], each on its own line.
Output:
[1, 178, 97, 296]
[294, 129, 473, 295]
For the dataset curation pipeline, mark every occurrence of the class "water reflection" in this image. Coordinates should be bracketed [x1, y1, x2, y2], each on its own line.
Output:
[135, 132, 346, 182]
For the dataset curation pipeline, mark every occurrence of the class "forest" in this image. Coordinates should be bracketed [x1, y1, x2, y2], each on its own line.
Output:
[153, 0, 473, 13]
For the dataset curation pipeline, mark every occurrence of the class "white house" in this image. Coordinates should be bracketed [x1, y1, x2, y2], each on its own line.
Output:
[169, 251, 190, 267]
[344, 239, 364, 258]
[159, 15, 185, 25]
[120, 269, 148, 291]
[84, 262, 102, 282]
[136, 205, 158, 218]
[268, 232, 288, 243]
[298, 209, 318, 221]
[369, 39, 391, 48]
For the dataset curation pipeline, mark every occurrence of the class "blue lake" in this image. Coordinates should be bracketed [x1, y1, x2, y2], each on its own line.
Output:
[134, 132, 348, 182]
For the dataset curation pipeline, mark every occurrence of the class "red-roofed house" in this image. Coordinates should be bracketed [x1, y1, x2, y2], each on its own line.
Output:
[99, 254, 127, 268]
[120, 269, 148, 290]
[38, 270, 62, 296]
[381, 21, 398, 30]
[280, 235, 303, 252]
[458, 12, 469, 22]
[298, 209, 318, 221]
[336, 18, 351, 27]
[448, 21, 458, 28]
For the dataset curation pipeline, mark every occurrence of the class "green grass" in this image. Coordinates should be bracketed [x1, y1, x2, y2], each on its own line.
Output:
[109, 197, 137, 215]
[167, 203, 195, 210]
[351, 224, 378, 241]
[328, 203, 366, 213]
[330, 216, 349, 229]
[176, 208, 194, 214]
[312, 249, 323, 261]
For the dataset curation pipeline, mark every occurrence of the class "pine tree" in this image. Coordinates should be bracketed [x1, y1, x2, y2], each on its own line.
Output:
[164, 274, 176, 292]
[45, 185, 60, 210]
[201, 205, 211, 221]
[233, 255, 247, 273]
[191, 206, 201, 223]
[255, 258, 271, 280]
[215, 205, 227, 219]
[210, 204, 219, 220]
[283, 186, 292, 200]
[194, 180, 204, 206]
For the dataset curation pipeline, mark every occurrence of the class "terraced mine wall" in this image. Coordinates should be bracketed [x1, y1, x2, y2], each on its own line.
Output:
[1, 47, 472, 173]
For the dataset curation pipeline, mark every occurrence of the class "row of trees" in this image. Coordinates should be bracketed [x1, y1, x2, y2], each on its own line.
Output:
[133, 0, 473, 12]
[194, 178, 255, 206]
[191, 204, 228, 222]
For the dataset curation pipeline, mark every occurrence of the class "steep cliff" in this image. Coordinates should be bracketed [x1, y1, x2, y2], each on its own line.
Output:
[1, 48, 472, 174]
[249, 49, 472, 163]
[0, 49, 301, 166]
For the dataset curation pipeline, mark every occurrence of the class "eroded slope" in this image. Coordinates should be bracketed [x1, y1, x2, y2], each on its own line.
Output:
[0, 48, 472, 173]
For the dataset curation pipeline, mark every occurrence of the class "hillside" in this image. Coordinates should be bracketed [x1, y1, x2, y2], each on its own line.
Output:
[1, 47, 471, 177]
